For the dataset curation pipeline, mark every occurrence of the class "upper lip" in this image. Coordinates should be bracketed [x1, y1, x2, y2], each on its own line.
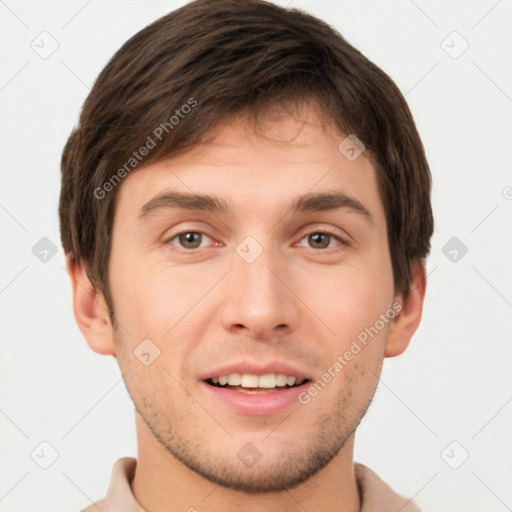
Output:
[199, 359, 312, 382]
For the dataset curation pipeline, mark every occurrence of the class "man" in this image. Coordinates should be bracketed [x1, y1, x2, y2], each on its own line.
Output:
[59, 0, 433, 510]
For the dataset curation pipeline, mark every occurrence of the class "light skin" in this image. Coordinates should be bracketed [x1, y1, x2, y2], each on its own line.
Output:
[67, 105, 426, 512]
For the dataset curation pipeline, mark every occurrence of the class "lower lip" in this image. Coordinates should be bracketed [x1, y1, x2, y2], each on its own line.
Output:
[199, 381, 310, 416]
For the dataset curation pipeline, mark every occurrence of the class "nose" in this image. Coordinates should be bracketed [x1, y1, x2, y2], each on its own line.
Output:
[220, 240, 301, 340]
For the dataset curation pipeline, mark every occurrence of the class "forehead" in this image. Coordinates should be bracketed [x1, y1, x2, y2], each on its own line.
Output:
[114, 109, 386, 228]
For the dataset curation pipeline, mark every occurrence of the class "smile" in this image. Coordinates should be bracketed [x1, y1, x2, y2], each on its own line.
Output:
[207, 372, 308, 392]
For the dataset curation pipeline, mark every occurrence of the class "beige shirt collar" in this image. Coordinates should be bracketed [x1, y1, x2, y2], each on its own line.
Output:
[82, 457, 420, 512]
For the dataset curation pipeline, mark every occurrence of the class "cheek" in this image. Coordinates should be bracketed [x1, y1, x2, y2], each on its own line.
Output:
[302, 269, 393, 389]
[109, 253, 163, 335]
[109, 257, 216, 340]
[307, 263, 393, 335]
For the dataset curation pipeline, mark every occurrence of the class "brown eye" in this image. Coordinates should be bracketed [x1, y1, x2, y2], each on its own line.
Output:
[308, 233, 330, 249]
[298, 230, 345, 251]
[168, 231, 212, 250]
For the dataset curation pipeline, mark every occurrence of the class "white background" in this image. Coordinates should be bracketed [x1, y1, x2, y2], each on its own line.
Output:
[1, 1, 511, 511]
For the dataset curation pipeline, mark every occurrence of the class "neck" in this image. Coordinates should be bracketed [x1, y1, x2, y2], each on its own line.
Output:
[131, 413, 361, 512]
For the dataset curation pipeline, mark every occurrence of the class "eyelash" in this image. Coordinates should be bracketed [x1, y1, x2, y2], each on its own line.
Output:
[165, 228, 348, 253]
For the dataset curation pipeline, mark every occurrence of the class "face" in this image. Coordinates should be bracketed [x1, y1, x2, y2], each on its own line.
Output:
[107, 108, 397, 493]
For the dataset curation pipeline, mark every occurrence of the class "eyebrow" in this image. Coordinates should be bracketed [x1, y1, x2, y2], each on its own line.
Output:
[139, 190, 373, 223]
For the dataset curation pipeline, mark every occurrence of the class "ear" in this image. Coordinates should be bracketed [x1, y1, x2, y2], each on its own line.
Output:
[385, 259, 427, 357]
[66, 254, 116, 356]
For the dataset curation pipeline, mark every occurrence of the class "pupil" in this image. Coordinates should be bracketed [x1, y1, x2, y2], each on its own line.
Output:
[310, 233, 328, 249]
[180, 232, 200, 248]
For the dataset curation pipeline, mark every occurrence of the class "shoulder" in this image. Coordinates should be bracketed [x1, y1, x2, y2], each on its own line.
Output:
[354, 463, 421, 512]
[77, 457, 139, 512]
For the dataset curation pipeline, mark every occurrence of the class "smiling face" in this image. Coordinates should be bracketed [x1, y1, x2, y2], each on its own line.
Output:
[77, 106, 417, 494]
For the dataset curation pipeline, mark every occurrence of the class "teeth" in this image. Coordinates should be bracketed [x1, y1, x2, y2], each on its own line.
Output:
[210, 372, 306, 389]
[275, 374, 287, 386]
[258, 374, 276, 388]
[240, 374, 259, 387]
[227, 373, 241, 385]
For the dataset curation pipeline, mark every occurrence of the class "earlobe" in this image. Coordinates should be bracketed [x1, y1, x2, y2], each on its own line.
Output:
[66, 254, 116, 356]
[385, 260, 427, 357]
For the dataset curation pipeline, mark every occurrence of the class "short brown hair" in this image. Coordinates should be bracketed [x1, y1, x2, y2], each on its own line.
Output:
[59, 0, 433, 319]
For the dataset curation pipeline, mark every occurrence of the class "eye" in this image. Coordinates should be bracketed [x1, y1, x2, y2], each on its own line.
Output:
[297, 230, 346, 251]
[167, 231, 215, 250]
[165, 229, 347, 252]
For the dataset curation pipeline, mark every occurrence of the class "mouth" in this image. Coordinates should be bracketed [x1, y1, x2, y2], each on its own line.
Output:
[204, 374, 311, 394]
[198, 362, 314, 414]
[200, 374, 312, 415]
